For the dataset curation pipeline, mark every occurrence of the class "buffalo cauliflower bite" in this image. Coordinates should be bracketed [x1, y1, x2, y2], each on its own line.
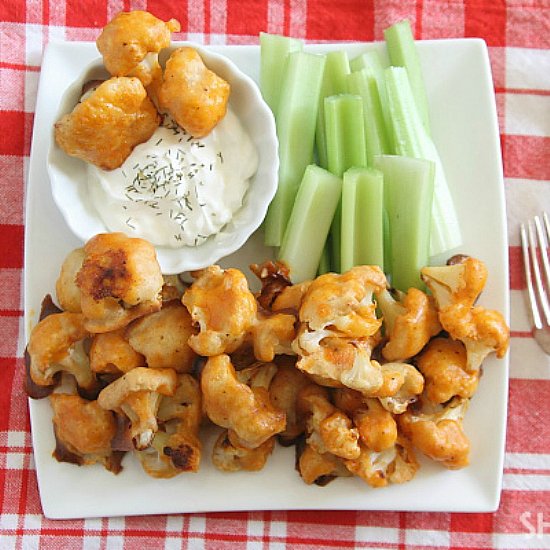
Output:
[136, 374, 202, 477]
[54, 77, 160, 170]
[376, 362, 424, 414]
[50, 393, 122, 473]
[76, 233, 164, 333]
[89, 329, 146, 374]
[56, 247, 85, 313]
[297, 384, 360, 460]
[353, 398, 398, 452]
[398, 396, 470, 469]
[126, 301, 197, 373]
[159, 47, 230, 138]
[297, 442, 352, 486]
[96, 11, 180, 87]
[416, 337, 479, 403]
[212, 430, 275, 472]
[250, 312, 296, 362]
[376, 287, 441, 361]
[182, 265, 257, 356]
[269, 365, 311, 445]
[344, 437, 419, 488]
[200, 354, 285, 449]
[97, 366, 177, 450]
[27, 311, 97, 395]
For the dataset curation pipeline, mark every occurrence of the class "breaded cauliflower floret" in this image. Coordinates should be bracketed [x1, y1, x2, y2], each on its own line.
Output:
[126, 301, 197, 373]
[98, 366, 177, 450]
[200, 354, 285, 449]
[212, 430, 275, 472]
[297, 442, 352, 486]
[76, 233, 164, 333]
[376, 287, 441, 361]
[398, 397, 470, 469]
[96, 11, 180, 87]
[27, 311, 96, 394]
[416, 337, 479, 403]
[353, 398, 397, 452]
[54, 77, 160, 170]
[89, 328, 146, 374]
[136, 374, 202, 477]
[250, 312, 297, 362]
[182, 265, 257, 356]
[50, 393, 122, 473]
[376, 362, 424, 414]
[159, 47, 230, 138]
[55, 247, 85, 313]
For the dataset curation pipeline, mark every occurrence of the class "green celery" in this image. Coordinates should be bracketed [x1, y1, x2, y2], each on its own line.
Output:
[259, 33, 303, 114]
[340, 167, 384, 272]
[384, 19, 431, 135]
[316, 50, 351, 169]
[374, 155, 434, 291]
[347, 69, 391, 166]
[264, 51, 326, 247]
[318, 242, 332, 275]
[385, 66, 462, 257]
[279, 165, 342, 283]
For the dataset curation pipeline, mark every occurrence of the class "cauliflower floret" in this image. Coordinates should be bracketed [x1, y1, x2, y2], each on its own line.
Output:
[159, 47, 230, 138]
[416, 337, 479, 403]
[250, 312, 297, 362]
[200, 354, 285, 449]
[296, 442, 352, 486]
[376, 362, 424, 414]
[344, 437, 419, 488]
[376, 287, 441, 361]
[89, 329, 146, 375]
[26, 311, 97, 396]
[398, 397, 470, 469]
[297, 384, 360, 460]
[76, 233, 164, 333]
[98, 367, 177, 450]
[438, 303, 510, 373]
[421, 256, 488, 309]
[126, 301, 197, 373]
[96, 11, 180, 87]
[55, 247, 85, 313]
[353, 398, 397, 452]
[182, 265, 257, 356]
[212, 430, 275, 472]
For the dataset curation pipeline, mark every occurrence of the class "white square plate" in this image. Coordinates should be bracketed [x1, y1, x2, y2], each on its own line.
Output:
[25, 38, 509, 519]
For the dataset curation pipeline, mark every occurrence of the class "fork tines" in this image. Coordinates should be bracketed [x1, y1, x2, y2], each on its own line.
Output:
[520, 212, 550, 330]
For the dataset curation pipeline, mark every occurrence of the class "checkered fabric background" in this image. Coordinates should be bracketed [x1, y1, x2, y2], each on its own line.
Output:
[1, 0, 549, 548]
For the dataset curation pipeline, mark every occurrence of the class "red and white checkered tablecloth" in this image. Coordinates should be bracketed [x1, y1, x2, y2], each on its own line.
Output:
[1, 0, 549, 548]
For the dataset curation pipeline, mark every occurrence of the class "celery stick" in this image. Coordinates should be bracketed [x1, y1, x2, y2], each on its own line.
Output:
[374, 155, 434, 291]
[325, 94, 367, 177]
[347, 69, 391, 166]
[385, 66, 462, 257]
[279, 165, 342, 283]
[264, 51, 326, 247]
[259, 33, 303, 114]
[316, 50, 351, 169]
[317, 242, 331, 275]
[384, 19, 431, 134]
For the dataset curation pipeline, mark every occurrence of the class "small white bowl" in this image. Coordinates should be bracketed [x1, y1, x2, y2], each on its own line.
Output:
[47, 44, 279, 274]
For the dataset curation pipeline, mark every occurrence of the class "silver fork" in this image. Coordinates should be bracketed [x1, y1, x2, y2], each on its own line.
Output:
[520, 212, 550, 354]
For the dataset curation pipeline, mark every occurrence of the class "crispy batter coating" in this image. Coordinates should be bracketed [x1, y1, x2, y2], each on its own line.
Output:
[416, 337, 479, 403]
[126, 301, 197, 373]
[50, 393, 118, 471]
[54, 77, 160, 170]
[344, 438, 419, 488]
[272, 281, 311, 312]
[376, 288, 441, 361]
[376, 362, 424, 414]
[298, 384, 360, 460]
[77, 233, 163, 333]
[200, 354, 285, 449]
[297, 442, 351, 485]
[159, 47, 230, 137]
[212, 430, 275, 472]
[89, 329, 146, 374]
[353, 399, 397, 452]
[398, 397, 470, 469]
[332, 387, 365, 416]
[269, 365, 311, 444]
[56, 247, 85, 313]
[27, 311, 96, 392]
[251, 312, 296, 362]
[97, 11, 180, 87]
[182, 265, 257, 356]
[136, 374, 202, 477]
[98, 366, 177, 450]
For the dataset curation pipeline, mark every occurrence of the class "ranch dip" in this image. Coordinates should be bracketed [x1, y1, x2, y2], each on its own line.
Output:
[87, 109, 258, 248]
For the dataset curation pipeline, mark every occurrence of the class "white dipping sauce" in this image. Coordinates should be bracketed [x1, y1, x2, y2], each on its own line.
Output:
[87, 108, 258, 248]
